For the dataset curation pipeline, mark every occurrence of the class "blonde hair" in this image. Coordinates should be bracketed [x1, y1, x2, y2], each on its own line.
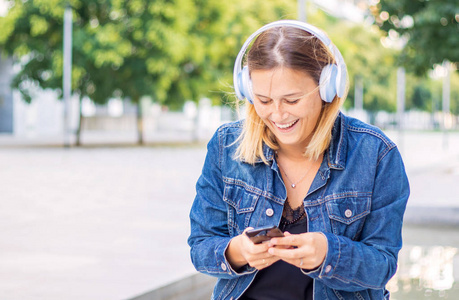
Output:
[234, 26, 347, 165]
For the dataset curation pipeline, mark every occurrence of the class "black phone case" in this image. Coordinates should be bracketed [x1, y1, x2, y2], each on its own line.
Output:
[245, 226, 284, 244]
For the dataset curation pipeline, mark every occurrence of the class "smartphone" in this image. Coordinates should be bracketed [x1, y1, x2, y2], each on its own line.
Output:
[245, 225, 284, 244]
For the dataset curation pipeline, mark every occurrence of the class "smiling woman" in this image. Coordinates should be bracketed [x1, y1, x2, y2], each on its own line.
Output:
[250, 68, 322, 152]
[188, 20, 410, 300]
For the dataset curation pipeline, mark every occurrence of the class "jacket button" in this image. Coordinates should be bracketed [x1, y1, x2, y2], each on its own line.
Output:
[221, 262, 227, 271]
[265, 208, 274, 217]
[325, 265, 332, 273]
[344, 209, 353, 218]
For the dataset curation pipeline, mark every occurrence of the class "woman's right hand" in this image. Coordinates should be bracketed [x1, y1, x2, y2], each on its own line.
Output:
[226, 227, 280, 270]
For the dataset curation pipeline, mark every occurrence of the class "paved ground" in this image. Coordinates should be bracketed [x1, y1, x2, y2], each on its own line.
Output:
[0, 129, 458, 300]
[0, 144, 206, 300]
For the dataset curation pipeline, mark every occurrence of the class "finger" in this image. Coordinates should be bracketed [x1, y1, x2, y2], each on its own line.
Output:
[254, 256, 281, 270]
[267, 247, 307, 268]
[243, 227, 254, 233]
[268, 245, 300, 260]
[269, 234, 303, 247]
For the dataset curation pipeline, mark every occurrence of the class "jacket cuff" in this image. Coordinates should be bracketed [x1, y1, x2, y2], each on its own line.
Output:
[218, 238, 256, 276]
[300, 232, 340, 279]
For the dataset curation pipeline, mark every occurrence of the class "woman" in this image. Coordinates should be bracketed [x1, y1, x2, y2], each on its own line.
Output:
[188, 20, 409, 300]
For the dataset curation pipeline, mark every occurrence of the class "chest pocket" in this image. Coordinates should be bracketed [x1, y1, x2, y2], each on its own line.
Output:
[325, 193, 371, 240]
[223, 184, 260, 235]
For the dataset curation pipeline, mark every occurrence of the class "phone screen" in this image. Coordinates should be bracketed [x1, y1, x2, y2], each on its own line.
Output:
[245, 226, 284, 244]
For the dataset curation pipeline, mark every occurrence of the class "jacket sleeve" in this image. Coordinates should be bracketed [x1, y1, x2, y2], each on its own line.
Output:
[187, 129, 254, 279]
[305, 145, 410, 291]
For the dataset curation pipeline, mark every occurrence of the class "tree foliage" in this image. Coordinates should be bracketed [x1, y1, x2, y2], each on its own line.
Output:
[5, 0, 451, 125]
[306, 11, 399, 113]
[332, 23, 398, 113]
[0, 0, 296, 108]
[0, 0, 296, 143]
[372, 0, 459, 75]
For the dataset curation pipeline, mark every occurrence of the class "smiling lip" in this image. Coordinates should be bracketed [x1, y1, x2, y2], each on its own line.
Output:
[273, 120, 299, 131]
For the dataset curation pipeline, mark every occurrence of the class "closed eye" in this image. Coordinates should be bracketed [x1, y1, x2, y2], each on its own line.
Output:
[257, 97, 272, 104]
[285, 99, 300, 104]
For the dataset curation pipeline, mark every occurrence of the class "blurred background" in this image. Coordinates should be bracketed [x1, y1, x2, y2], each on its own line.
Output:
[0, 0, 458, 299]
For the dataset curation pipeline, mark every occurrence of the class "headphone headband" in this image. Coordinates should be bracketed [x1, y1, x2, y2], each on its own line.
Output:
[233, 20, 347, 103]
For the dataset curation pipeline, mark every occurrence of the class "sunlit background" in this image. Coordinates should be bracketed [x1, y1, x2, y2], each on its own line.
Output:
[0, 0, 458, 299]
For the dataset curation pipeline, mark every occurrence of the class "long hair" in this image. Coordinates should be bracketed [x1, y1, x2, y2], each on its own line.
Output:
[234, 26, 347, 164]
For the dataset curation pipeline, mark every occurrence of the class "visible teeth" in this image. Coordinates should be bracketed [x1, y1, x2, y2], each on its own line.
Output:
[276, 120, 297, 129]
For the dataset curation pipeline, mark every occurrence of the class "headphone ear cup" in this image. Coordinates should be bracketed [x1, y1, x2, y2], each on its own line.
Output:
[239, 66, 254, 104]
[319, 64, 338, 103]
[336, 63, 347, 98]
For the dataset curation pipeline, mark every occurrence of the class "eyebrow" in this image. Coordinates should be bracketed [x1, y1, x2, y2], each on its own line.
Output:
[255, 92, 304, 98]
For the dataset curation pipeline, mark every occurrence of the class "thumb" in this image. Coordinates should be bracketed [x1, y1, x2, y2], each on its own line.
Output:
[243, 227, 254, 233]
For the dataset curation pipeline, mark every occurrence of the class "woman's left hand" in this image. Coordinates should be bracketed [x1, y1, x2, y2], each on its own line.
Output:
[267, 232, 328, 270]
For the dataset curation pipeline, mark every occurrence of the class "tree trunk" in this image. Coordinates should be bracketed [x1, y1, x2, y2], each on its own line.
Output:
[76, 97, 83, 146]
[136, 100, 144, 145]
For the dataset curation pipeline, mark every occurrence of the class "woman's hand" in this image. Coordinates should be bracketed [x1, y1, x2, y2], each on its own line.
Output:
[267, 232, 328, 270]
[226, 228, 280, 270]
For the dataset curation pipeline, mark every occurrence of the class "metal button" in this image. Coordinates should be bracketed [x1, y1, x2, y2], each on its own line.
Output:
[221, 262, 227, 271]
[325, 265, 332, 273]
[265, 208, 274, 217]
[344, 209, 353, 218]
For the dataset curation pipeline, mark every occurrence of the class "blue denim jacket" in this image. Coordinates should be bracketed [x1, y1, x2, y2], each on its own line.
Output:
[188, 112, 409, 300]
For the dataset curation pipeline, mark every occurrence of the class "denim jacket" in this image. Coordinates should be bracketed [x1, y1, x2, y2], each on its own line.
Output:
[188, 112, 410, 300]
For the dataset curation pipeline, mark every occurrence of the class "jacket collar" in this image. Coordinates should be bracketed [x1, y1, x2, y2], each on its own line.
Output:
[253, 144, 275, 164]
[327, 112, 347, 170]
[253, 111, 347, 170]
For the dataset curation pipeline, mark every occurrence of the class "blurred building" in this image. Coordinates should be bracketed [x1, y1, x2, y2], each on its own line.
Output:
[0, 53, 13, 133]
[312, 0, 371, 23]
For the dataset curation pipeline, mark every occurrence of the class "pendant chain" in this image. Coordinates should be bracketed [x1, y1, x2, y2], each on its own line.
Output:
[276, 153, 314, 189]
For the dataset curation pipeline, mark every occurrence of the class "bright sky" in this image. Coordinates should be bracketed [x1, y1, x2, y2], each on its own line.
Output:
[0, 0, 8, 17]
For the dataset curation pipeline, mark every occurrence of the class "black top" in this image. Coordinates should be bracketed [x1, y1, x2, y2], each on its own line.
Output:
[240, 202, 313, 300]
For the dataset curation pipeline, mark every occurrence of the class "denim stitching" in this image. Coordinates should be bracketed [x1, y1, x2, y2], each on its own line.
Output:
[220, 278, 238, 300]
[346, 125, 394, 147]
[376, 145, 397, 167]
[332, 289, 345, 300]
[333, 115, 346, 168]
[355, 291, 365, 300]
[223, 176, 284, 204]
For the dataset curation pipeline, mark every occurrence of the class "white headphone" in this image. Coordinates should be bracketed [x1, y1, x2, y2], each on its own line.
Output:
[233, 20, 347, 104]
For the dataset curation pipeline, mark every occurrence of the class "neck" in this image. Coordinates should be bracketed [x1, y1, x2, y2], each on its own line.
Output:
[276, 144, 308, 162]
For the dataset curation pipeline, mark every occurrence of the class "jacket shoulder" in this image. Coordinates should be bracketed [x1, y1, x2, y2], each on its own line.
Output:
[214, 120, 244, 146]
[342, 114, 396, 150]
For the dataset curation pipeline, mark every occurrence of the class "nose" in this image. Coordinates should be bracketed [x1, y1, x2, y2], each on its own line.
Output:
[271, 102, 289, 121]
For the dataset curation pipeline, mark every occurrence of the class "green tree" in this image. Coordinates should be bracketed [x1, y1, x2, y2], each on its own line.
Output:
[167, 0, 297, 109]
[94, 0, 198, 144]
[323, 17, 399, 115]
[403, 74, 433, 112]
[372, 0, 459, 75]
[0, 0, 198, 145]
[0, 0, 297, 144]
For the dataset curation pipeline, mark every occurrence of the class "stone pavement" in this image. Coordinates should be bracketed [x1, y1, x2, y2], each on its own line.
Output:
[0, 129, 458, 300]
[0, 144, 207, 300]
[386, 131, 459, 225]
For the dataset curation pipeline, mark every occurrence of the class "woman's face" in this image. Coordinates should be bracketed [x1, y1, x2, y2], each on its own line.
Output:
[251, 67, 323, 150]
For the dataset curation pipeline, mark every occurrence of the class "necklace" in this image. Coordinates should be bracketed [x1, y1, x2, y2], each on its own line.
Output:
[281, 199, 306, 226]
[276, 153, 315, 189]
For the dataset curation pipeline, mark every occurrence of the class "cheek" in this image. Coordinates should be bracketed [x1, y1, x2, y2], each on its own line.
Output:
[253, 104, 269, 120]
[302, 99, 322, 119]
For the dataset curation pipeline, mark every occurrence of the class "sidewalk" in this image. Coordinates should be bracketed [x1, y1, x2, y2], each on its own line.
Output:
[0, 144, 206, 300]
[384, 130, 459, 225]
[0, 129, 458, 300]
